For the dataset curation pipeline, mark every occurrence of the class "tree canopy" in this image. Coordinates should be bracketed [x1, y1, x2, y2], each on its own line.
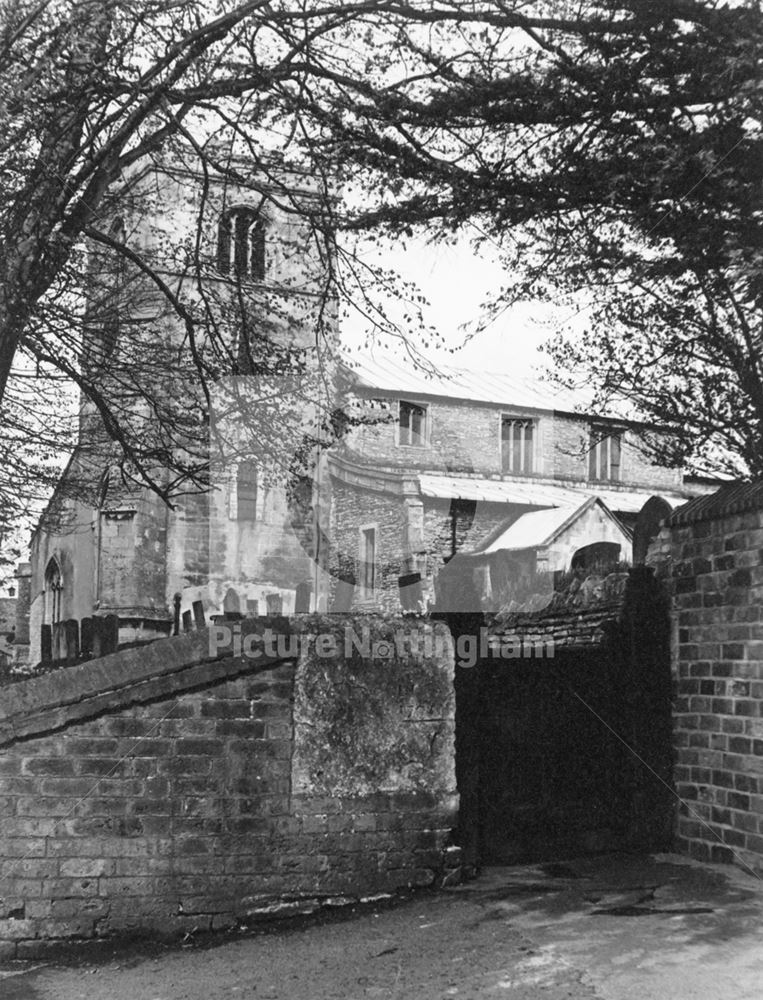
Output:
[1, 0, 761, 579]
[0, 0, 440, 566]
[315, 0, 762, 476]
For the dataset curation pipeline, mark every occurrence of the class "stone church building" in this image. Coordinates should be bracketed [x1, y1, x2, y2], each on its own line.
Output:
[17, 157, 715, 666]
[325, 355, 714, 615]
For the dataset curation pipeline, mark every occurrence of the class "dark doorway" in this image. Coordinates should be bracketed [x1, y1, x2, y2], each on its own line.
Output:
[570, 541, 621, 572]
[452, 568, 673, 867]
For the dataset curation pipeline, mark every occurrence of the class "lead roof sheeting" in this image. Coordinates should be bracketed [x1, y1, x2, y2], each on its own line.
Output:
[417, 474, 691, 514]
[417, 475, 585, 507]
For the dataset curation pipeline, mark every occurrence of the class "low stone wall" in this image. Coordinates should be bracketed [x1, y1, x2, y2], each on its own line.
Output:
[490, 603, 623, 652]
[669, 484, 763, 874]
[0, 615, 458, 957]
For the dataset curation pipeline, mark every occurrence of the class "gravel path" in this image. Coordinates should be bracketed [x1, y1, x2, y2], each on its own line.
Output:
[0, 883, 591, 1000]
[2, 853, 759, 1000]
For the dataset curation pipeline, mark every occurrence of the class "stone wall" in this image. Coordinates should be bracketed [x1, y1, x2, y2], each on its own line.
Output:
[0, 615, 457, 957]
[28, 460, 98, 666]
[328, 482, 514, 614]
[345, 394, 682, 490]
[98, 491, 170, 616]
[328, 481, 408, 614]
[167, 476, 315, 623]
[669, 484, 763, 874]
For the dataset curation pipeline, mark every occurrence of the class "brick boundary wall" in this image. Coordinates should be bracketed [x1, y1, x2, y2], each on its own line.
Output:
[0, 615, 458, 958]
[669, 484, 763, 875]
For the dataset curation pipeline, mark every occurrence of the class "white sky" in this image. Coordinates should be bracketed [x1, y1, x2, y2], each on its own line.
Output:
[339, 232, 561, 378]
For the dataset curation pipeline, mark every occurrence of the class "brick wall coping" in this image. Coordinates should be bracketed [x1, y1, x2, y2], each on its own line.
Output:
[0, 614, 451, 749]
[0, 617, 297, 749]
[671, 480, 763, 526]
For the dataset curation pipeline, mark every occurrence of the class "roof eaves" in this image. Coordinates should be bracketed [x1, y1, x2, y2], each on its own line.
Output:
[340, 359, 671, 430]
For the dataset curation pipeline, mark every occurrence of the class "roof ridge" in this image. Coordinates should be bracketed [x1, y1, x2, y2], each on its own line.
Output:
[341, 349, 557, 385]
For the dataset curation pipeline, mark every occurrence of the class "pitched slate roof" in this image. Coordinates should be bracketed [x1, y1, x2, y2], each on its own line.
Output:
[480, 499, 595, 553]
[482, 505, 583, 553]
[479, 496, 632, 555]
[344, 351, 589, 414]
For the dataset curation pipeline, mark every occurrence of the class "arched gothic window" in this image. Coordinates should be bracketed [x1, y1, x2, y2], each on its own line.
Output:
[217, 207, 266, 281]
[44, 558, 63, 626]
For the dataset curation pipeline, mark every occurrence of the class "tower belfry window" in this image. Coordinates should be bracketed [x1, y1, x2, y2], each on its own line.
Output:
[217, 208, 266, 281]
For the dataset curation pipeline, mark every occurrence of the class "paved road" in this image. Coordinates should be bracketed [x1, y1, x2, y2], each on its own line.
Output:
[1, 853, 760, 1000]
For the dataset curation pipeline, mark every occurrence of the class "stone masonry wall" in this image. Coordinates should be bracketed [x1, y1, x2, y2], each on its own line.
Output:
[346, 395, 682, 490]
[328, 482, 408, 614]
[670, 500, 763, 874]
[328, 482, 513, 613]
[0, 616, 457, 957]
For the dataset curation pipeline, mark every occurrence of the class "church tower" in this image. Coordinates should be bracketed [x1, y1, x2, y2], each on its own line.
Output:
[27, 148, 337, 665]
